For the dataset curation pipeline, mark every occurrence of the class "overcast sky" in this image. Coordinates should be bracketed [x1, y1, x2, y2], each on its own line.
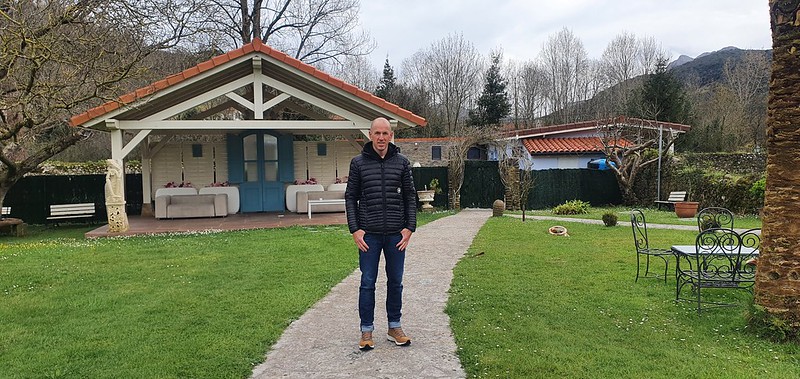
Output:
[359, 0, 772, 73]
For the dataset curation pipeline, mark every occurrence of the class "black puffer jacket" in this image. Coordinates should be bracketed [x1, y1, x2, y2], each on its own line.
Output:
[345, 142, 417, 234]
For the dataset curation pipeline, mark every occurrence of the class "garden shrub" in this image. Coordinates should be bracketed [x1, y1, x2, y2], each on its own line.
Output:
[672, 167, 763, 215]
[749, 177, 766, 200]
[601, 212, 618, 227]
[552, 200, 591, 215]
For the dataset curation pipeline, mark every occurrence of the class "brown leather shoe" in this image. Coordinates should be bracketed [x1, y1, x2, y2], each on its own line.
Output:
[359, 331, 374, 350]
[387, 327, 411, 346]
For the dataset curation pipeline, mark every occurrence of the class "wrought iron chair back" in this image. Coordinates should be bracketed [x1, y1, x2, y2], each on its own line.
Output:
[737, 228, 761, 281]
[697, 207, 734, 232]
[676, 228, 756, 313]
[630, 209, 670, 283]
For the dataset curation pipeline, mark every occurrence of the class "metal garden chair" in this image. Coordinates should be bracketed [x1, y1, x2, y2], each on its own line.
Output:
[630, 209, 671, 283]
[675, 228, 758, 313]
[697, 207, 734, 232]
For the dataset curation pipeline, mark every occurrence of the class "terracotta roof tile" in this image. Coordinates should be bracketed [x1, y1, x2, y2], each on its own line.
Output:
[522, 137, 627, 154]
[182, 67, 200, 79]
[72, 114, 89, 126]
[166, 74, 183, 85]
[228, 49, 244, 60]
[69, 38, 426, 127]
[211, 54, 228, 66]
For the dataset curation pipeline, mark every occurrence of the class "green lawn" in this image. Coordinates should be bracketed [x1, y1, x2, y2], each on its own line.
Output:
[2, 210, 793, 378]
[446, 216, 797, 378]
[0, 211, 452, 378]
[519, 206, 763, 229]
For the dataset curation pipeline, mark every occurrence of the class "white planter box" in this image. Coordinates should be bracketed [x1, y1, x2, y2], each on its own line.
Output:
[199, 186, 240, 214]
[155, 187, 198, 198]
[285, 184, 325, 212]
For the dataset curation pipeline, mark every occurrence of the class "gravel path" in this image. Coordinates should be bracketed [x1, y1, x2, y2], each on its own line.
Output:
[250, 209, 492, 379]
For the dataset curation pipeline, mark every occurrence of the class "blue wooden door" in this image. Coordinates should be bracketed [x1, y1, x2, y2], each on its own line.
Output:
[228, 132, 293, 212]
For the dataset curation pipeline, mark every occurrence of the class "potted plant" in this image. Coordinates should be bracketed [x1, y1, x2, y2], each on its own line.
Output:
[417, 178, 441, 211]
[675, 200, 700, 218]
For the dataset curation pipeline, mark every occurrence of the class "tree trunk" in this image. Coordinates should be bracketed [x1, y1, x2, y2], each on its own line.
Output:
[754, 0, 800, 331]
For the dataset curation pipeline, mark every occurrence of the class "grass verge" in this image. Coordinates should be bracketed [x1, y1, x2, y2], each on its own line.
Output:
[446, 217, 797, 378]
[0, 211, 452, 378]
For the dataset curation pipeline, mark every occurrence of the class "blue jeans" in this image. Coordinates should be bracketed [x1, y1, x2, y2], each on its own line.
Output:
[359, 232, 405, 332]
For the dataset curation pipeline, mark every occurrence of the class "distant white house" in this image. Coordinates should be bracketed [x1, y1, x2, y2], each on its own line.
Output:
[493, 117, 692, 170]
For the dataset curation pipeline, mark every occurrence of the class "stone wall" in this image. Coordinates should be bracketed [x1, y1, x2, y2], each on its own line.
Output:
[675, 152, 766, 176]
[395, 138, 452, 167]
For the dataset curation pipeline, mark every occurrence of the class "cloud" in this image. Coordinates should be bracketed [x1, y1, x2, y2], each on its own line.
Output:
[360, 0, 771, 70]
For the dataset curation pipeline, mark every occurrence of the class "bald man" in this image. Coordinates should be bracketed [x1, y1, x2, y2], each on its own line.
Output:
[345, 117, 417, 350]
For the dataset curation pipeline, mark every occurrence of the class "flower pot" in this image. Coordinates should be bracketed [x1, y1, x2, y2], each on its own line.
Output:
[675, 201, 699, 218]
[417, 190, 435, 211]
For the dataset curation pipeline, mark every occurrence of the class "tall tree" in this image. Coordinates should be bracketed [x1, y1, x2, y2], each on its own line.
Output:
[326, 54, 378, 94]
[539, 28, 591, 124]
[598, 118, 681, 205]
[0, 0, 205, 210]
[514, 60, 547, 127]
[631, 57, 691, 123]
[401, 33, 483, 135]
[203, 0, 375, 65]
[754, 0, 800, 339]
[722, 51, 770, 149]
[374, 58, 396, 100]
[468, 51, 511, 127]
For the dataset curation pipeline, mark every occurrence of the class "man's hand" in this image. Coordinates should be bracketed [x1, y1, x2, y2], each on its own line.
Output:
[353, 229, 369, 252]
[396, 228, 413, 251]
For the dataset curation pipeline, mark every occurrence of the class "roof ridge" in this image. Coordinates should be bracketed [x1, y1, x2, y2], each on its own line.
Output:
[70, 38, 425, 127]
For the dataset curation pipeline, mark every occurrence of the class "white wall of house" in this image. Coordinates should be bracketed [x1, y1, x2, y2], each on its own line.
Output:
[293, 140, 359, 185]
[150, 139, 359, 199]
[531, 154, 605, 170]
[150, 139, 228, 198]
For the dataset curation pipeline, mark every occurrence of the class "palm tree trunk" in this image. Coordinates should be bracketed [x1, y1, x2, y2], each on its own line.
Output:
[755, 0, 800, 330]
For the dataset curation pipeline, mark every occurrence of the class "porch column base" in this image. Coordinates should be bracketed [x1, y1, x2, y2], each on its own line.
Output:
[106, 201, 129, 233]
[140, 203, 154, 218]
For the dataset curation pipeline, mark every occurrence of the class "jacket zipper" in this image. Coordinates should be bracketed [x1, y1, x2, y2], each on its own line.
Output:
[381, 160, 387, 233]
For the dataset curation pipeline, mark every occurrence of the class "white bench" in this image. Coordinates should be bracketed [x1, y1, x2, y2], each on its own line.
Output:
[47, 203, 96, 224]
[308, 199, 346, 219]
[654, 191, 687, 210]
[1, 206, 9, 217]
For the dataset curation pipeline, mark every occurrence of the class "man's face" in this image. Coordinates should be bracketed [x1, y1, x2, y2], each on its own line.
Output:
[369, 121, 393, 155]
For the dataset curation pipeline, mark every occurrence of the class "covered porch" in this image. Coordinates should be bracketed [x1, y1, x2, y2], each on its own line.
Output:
[70, 39, 425, 233]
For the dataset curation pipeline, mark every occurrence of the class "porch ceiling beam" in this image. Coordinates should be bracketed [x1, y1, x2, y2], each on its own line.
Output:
[117, 120, 366, 130]
[283, 99, 330, 120]
[262, 93, 291, 112]
[190, 100, 239, 120]
[145, 135, 174, 159]
[345, 134, 365, 151]
[142, 76, 254, 122]
[260, 74, 370, 124]
[267, 57, 420, 128]
[121, 130, 152, 158]
[226, 92, 254, 110]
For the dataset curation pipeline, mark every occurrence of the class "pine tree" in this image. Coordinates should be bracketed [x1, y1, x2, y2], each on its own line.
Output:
[375, 58, 396, 100]
[469, 52, 511, 126]
[632, 57, 690, 123]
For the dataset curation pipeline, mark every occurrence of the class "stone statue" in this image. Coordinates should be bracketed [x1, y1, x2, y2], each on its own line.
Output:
[105, 159, 129, 233]
[105, 159, 124, 202]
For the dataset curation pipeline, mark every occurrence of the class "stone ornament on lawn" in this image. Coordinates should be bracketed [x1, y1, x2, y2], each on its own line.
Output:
[492, 199, 505, 217]
[105, 159, 129, 233]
